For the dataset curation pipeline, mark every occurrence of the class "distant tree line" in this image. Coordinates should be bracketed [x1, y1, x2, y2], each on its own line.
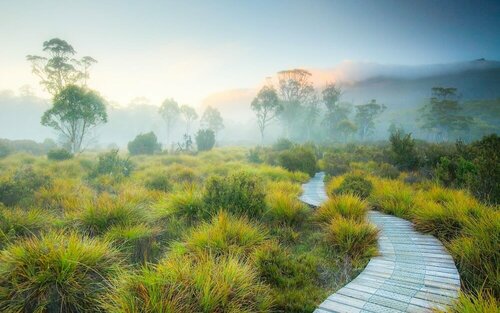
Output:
[27, 38, 223, 154]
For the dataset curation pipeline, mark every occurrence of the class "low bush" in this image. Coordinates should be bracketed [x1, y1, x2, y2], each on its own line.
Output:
[127, 132, 161, 155]
[184, 212, 267, 257]
[315, 194, 368, 223]
[89, 149, 134, 179]
[195, 129, 216, 151]
[47, 148, 73, 160]
[144, 173, 172, 192]
[389, 130, 420, 170]
[0, 232, 120, 313]
[203, 171, 266, 218]
[334, 174, 373, 199]
[265, 190, 308, 227]
[278, 146, 317, 177]
[375, 162, 400, 179]
[106, 253, 273, 313]
[321, 152, 350, 176]
[322, 217, 378, 267]
[0, 166, 51, 206]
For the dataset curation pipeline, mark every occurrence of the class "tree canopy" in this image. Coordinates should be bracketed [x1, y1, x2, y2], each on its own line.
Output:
[27, 38, 97, 95]
[159, 98, 181, 145]
[420, 87, 472, 141]
[355, 99, 386, 140]
[41, 85, 107, 153]
[201, 106, 224, 136]
[251, 85, 282, 143]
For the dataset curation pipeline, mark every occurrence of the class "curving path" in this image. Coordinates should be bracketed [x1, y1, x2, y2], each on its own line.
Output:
[300, 172, 461, 313]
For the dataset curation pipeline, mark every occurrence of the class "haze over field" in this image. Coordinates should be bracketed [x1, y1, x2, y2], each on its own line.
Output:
[1, 0, 500, 147]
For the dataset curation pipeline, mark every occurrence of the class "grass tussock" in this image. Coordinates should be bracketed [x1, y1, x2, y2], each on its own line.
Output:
[322, 217, 379, 267]
[369, 177, 415, 218]
[265, 190, 308, 227]
[184, 211, 268, 257]
[315, 194, 369, 223]
[106, 252, 273, 313]
[0, 232, 120, 313]
[72, 193, 145, 236]
[437, 291, 499, 313]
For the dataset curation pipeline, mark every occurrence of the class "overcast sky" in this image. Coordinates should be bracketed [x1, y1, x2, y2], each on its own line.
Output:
[1, 0, 499, 107]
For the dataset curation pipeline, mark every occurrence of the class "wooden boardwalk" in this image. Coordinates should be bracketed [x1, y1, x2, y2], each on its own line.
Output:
[300, 173, 461, 313]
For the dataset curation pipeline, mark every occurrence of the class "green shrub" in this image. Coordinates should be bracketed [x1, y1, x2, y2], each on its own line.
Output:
[315, 194, 368, 223]
[468, 134, 500, 204]
[203, 171, 266, 218]
[435, 156, 476, 188]
[272, 138, 293, 151]
[195, 129, 215, 151]
[278, 147, 317, 177]
[90, 149, 134, 179]
[375, 163, 400, 179]
[127, 132, 161, 155]
[389, 130, 419, 170]
[0, 167, 51, 206]
[322, 217, 378, 267]
[265, 191, 308, 227]
[106, 253, 273, 313]
[0, 142, 11, 158]
[145, 173, 172, 192]
[0, 232, 120, 313]
[321, 152, 350, 176]
[335, 174, 373, 199]
[184, 212, 267, 257]
[47, 148, 73, 160]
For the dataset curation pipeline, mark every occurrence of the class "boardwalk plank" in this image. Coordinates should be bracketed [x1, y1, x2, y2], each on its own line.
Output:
[299, 173, 461, 313]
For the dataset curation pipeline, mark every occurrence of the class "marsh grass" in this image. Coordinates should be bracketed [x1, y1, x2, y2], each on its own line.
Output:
[184, 211, 268, 257]
[322, 217, 379, 268]
[106, 252, 273, 313]
[105, 223, 159, 264]
[314, 194, 369, 223]
[0, 232, 120, 313]
[369, 177, 415, 218]
[72, 193, 145, 236]
[436, 291, 499, 313]
[265, 190, 308, 227]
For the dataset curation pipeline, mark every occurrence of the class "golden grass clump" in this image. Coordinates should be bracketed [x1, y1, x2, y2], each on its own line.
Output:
[369, 177, 415, 218]
[322, 216, 379, 267]
[184, 211, 267, 257]
[315, 194, 369, 223]
[153, 184, 205, 222]
[106, 252, 273, 313]
[71, 193, 145, 236]
[436, 291, 499, 313]
[0, 232, 120, 313]
[105, 223, 158, 264]
[265, 190, 308, 227]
